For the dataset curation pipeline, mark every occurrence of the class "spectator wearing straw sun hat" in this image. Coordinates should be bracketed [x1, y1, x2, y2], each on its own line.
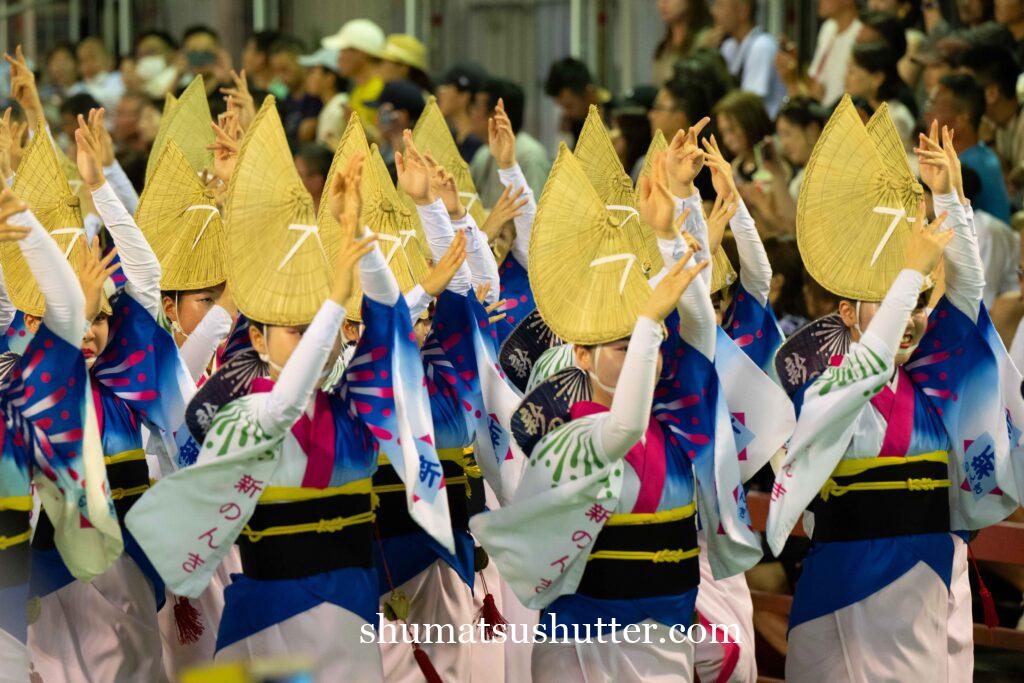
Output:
[322, 18, 385, 131]
[379, 33, 433, 94]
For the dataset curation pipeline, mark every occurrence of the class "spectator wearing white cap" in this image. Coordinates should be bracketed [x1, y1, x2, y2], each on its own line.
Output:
[299, 47, 349, 150]
[379, 34, 433, 94]
[323, 18, 385, 131]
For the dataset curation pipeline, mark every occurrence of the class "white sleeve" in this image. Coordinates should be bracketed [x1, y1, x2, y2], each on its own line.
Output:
[731, 200, 772, 305]
[254, 300, 345, 436]
[359, 232, 400, 306]
[453, 211, 501, 305]
[8, 209, 86, 345]
[766, 269, 924, 551]
[102, 161, 140, 216]
[178, 305, 233, 382]
[933, 191, 984, 322]
[652, 235, 717, 360]
[0, 265, 15, 334]
[865, 269, 927, 354]
[415, 199, 473, 295]
[673, 191, 712, 289]
[91, 182, 162, 318]
[498, 163, 537, 269]
[403, 284, 432, 322]
[593, 316, 665, 461]
[740, 36, 777, 99]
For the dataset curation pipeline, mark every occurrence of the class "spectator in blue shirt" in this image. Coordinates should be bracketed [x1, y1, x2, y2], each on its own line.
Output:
[926, 72, 1012, 222]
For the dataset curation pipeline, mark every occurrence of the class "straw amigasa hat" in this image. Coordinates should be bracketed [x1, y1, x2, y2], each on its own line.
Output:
[3, 121, 88, 316]
[574, 105, 663, 279]
[146, 75, 214, 185]
[797, 95, 923, 301]
[638, 129, 736, 294]
[225, 97, 335, 326]
[135, 139, 227, 291]
[411, 96, 487, 227]
[317, 123, 430, 322]
[530, 143, 653, 345]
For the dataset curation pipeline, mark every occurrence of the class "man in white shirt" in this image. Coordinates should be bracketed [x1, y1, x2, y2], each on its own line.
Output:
[714, 0, 787, 117]
[808, 0, 862, 107]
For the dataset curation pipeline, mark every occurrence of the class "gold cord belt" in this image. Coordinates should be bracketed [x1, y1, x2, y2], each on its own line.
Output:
[589, 547, 700, 563]
[239, 509, 376, 543]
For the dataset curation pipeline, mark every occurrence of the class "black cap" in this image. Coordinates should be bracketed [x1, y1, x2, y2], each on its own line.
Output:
[368, 79, 426, 119]
[437, 62, 488, 94]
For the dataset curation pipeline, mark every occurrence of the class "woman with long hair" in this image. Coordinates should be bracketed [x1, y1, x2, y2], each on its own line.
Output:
[653, 0, 715, 85]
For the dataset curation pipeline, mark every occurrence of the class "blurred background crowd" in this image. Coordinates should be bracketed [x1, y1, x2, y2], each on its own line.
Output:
[4, 0, 1024, 675]
[6, 1, 1024, 340]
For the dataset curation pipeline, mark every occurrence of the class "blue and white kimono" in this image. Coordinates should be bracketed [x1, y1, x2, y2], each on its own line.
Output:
[28, 182, 193, 683]
[473, 245, 760, 682]
[767, 191, 1018, 683]
[127, 242, 449, 681]
[0, 207, 120, 683]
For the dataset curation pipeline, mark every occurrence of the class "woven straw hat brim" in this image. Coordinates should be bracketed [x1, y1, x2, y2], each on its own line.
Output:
[530, 143, 652, 346]
[225, 97, 330, 326]
[4, 124, 85, 316]
[636, 129, 736, 293]
[317, 118, 428, 322]
[135, 139, 227, 291]
[797, 95, 923, 302]
[412, 96, 486, 226]
[866, 103, 938, 290]
[146, 75, 214, 184]
[363, 146, 430, 287]
[575, 105, 663, 279]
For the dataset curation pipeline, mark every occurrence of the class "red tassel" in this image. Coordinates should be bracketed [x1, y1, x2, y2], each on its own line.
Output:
[412, 643, 443, 683]
[173, 596, 205, 645]
[968, 546, 999, 628]
[478, 592, 508, 638]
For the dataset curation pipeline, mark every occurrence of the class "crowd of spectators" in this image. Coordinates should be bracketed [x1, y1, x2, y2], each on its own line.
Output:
[7, 0, 1024, 382]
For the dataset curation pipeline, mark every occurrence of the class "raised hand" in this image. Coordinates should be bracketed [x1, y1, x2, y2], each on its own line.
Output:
[665, 117, 709, 196]
[706, 190, 738, 251]
[207, 115, 241, 183]
[941, 125, 964, 203]
[87, 108, 116, 167]
[638, 151, 676, 239]
[424, 153, 465, 219]
[78, 238, 119, 322]
[395, 130, 435, 205]
[327, 152, 365, 227]
[480, 182, 527, 241]
[421, 230, 467, 297]
[0, 188, 30, 241]
[74, 112, 107, 191]
[640, 252, 708, 322]
[4, 46, 44, 130]
[905, 200, 952, 275]
[0, 108, 15, 179]
[220, 69, 256, 131]
[914, 120, 952, 196]
[488, 98, 517, 170]
[330, 227, 378, 306]
[701, 134, 738, 199]
[7, 120, 27, 174]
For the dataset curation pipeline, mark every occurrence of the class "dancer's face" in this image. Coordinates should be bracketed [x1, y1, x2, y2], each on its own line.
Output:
[82, 313, 110, 367]
[250, 323, 338, 381]
[839, 295, 929, 366]
[575, 338, 663, 406]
